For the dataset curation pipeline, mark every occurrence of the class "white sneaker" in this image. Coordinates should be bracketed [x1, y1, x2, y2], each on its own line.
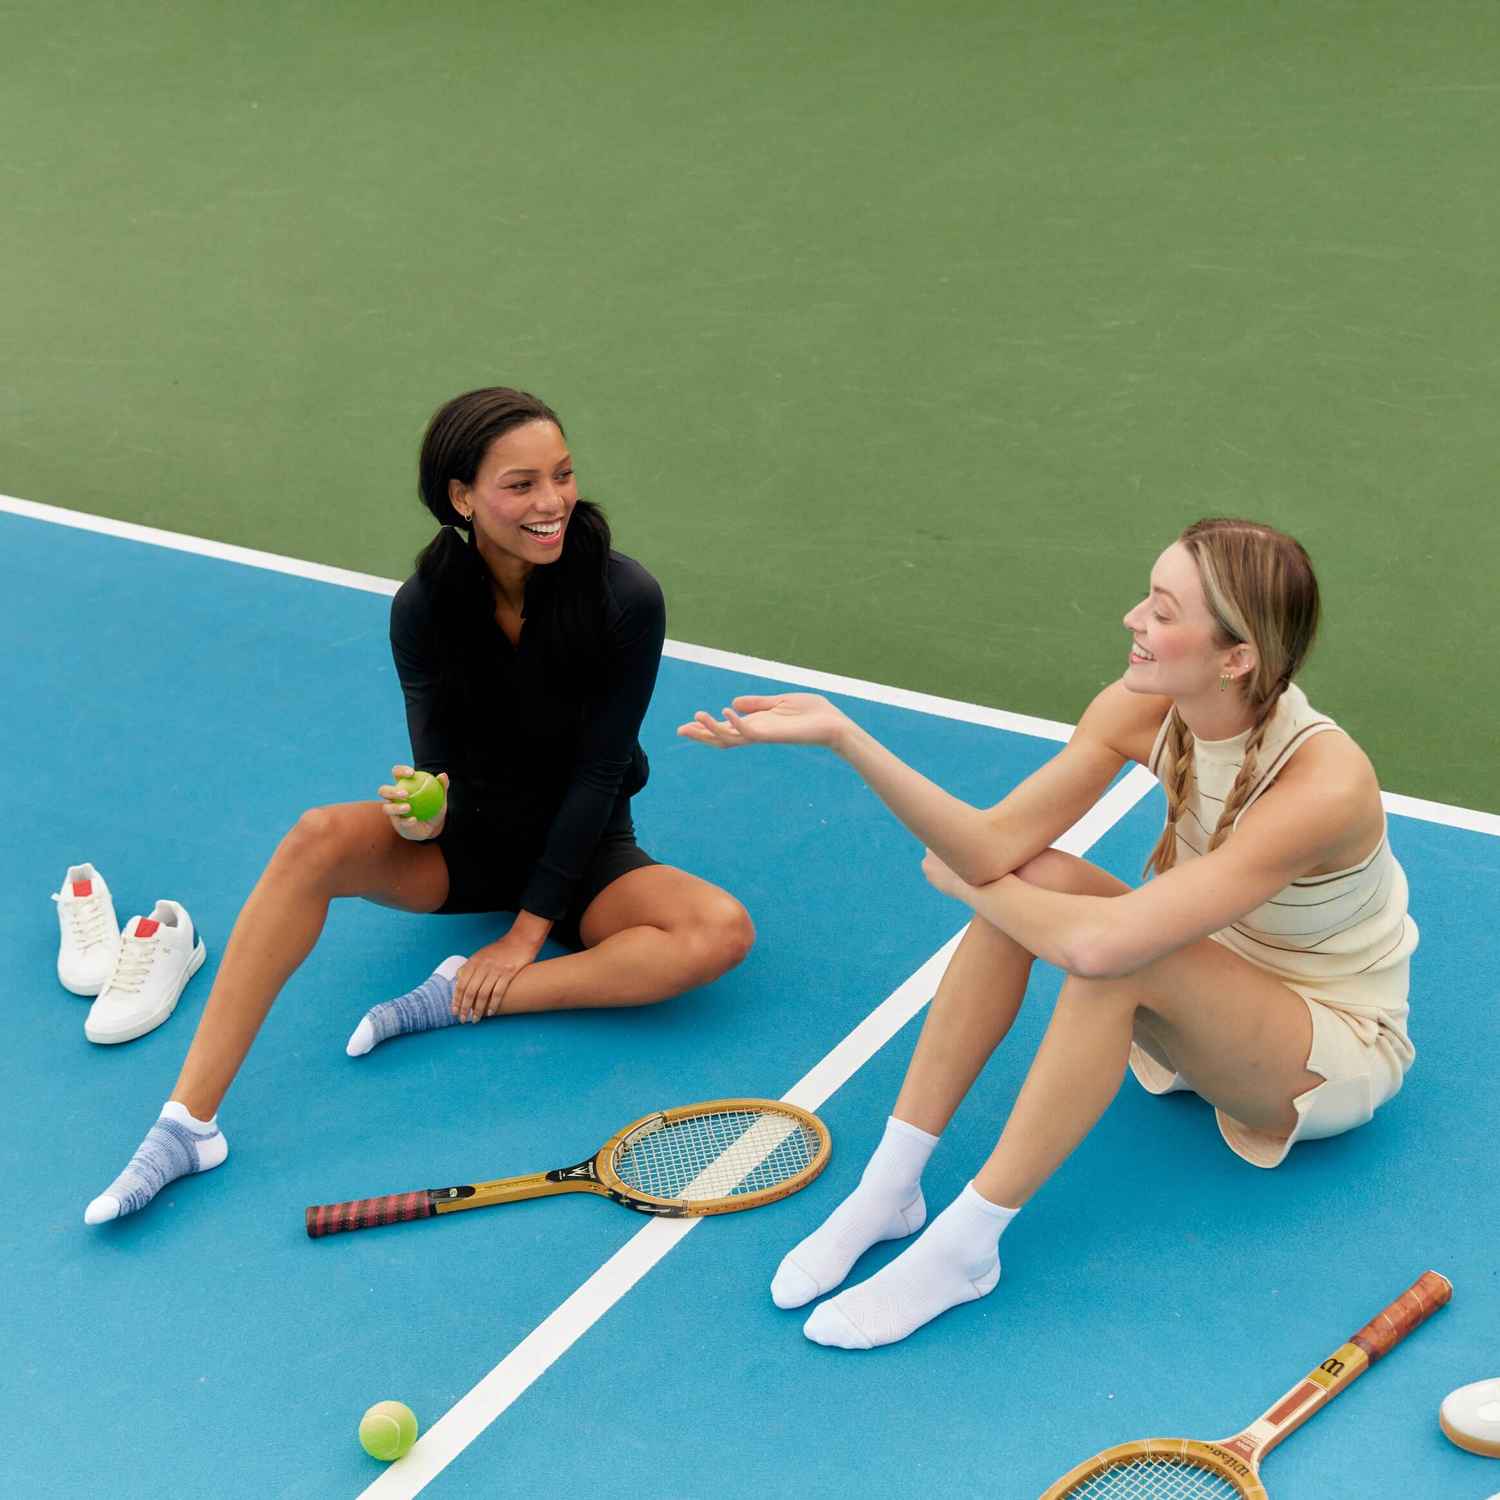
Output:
[84, 900, 207, 1045]
[53, 864, 121, 996]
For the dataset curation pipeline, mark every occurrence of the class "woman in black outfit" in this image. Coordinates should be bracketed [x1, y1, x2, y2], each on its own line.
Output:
[84, 387, 754, 1225]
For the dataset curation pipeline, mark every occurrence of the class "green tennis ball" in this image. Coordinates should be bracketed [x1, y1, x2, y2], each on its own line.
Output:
[358, 1400, 418, 1461]
[396, 772, 445, 822]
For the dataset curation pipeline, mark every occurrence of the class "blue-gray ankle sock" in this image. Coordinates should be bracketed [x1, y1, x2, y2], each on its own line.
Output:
[85, 1102, 227, 1224]
[346, 956, 465, 1057]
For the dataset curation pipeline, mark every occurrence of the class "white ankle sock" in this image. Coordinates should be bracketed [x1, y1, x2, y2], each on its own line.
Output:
[84, 1101, 228, 1225]
[802, 1182, 1017, 1348]
[770, 1116, 937, 1309]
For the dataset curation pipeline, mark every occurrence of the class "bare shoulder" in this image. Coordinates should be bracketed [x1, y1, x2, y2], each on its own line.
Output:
[1274, 727, 1382, 815]
[1246, 728, 1385, 871]
[1277, 726, 1379, 796]
[1075, 679, 1172, 766]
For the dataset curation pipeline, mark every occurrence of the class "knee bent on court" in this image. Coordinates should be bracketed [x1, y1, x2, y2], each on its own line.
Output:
[679, 896, 756, 984]
[273, 803, 385, 886]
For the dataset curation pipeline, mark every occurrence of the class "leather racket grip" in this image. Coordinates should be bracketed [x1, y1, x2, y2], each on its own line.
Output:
[305, 1190, 437, 1238]
[1351, 1270, 1452, 1361]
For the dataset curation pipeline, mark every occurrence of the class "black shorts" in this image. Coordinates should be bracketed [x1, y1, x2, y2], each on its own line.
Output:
[433, 798, 658, 950]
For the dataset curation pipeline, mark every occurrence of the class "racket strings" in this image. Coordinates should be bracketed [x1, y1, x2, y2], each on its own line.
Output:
[1061, 1454, 1245, 1499]
[612, 1108, 821, 1203]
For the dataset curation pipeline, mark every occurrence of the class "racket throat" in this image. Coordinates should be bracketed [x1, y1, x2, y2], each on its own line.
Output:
[548, 1158, 605, 1188]
[545, 1156, 682, 1214]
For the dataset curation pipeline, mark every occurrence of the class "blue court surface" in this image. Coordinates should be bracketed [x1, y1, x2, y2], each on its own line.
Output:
[3, 507, 1497, 1499]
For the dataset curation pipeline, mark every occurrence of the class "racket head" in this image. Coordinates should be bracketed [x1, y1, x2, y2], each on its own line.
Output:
[595, 1099, 831, 1215]
[1040, 1439, 1266, 1499]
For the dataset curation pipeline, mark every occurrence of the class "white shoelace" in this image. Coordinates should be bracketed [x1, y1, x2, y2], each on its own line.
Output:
[54, 892, 112, 950]
[103, 936, 158, 995]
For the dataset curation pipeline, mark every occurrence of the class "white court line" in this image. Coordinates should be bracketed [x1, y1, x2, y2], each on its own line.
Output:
[3, 491, 1496, 1488]
[5, 489, 1500, 835]
[1382, 791, 1500, 839]
[675, 1112, 800, 1201]
[0, 492, 1063, 743]
[360, 763, 1160, 1497]
[659, 638, 1072, 741]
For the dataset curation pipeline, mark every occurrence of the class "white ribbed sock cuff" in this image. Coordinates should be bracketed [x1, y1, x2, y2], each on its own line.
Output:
[884, 1115, 940, 1147]
[960, 1181, 1020, 1224]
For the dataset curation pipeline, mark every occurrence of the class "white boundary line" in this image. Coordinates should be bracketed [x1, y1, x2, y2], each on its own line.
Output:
[658, 638, 1072, 741]
[1381, 791, 1500, 839]
[5, 490, 1495, 1486]
[5, 489, 1499, 836]
[360, 762, 1160, 1496]
[0, 492, 1073, 740]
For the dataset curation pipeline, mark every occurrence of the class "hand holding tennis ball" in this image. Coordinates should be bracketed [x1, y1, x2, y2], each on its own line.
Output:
[380, 765, 448, 839]
[358, 1399, 418, 1461]
[397, 771, 446, 821]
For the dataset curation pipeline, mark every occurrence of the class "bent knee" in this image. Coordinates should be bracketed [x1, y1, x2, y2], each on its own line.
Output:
[1056, 969, 1146, 1011]
[683, 896, 756, 980]
[275, 804, 375, 882]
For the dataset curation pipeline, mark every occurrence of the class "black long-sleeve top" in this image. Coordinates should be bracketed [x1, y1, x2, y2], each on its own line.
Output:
[389, 551, 666, 921]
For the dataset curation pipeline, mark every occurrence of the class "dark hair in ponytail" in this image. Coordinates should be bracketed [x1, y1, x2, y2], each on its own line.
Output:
[413, 388, 613, 713]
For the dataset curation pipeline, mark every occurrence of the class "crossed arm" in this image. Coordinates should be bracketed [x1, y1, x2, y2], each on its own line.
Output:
[680, 682, 1376, 980]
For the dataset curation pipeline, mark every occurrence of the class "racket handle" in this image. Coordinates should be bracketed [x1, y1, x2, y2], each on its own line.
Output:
[1351, 1270, 1452, 1360]
[305, 1191, 438, 1238]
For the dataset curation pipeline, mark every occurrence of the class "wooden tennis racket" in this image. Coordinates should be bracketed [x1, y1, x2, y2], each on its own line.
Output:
[1040, 1270, 1452, 1498]
[305, 1098, 830, 1238]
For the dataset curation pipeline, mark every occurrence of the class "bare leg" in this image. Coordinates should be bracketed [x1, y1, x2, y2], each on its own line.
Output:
[892, 917, 1038, 1135]
[972, 932, 1320, 1208]
[892, 850, 1133, 1134]
[173, 804, 448, 1118]
[801, 850, 1320, 1348]
[488, 865, 754, 1014]
[770, 851, 1123, 1310]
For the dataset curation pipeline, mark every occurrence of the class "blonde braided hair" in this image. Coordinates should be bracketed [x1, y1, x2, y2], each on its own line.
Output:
[1144, 518, 1319, 879]
[1144, 707, 1195, 877]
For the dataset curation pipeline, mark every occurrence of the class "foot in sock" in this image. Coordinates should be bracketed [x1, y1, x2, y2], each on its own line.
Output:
[802, 1182, 1017, 1349]
[346, 956, 467, 1057]
[770, 1115, 937, 1309]
[84, 1102, 228, 1224]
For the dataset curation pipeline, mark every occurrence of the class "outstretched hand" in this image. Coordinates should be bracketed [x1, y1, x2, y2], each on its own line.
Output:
[676, 693, 852, 751]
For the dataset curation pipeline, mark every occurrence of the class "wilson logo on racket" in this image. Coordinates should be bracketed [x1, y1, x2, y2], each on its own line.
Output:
[1039, 1270, 1451, 1500]
[304, 1100, 832, 1239]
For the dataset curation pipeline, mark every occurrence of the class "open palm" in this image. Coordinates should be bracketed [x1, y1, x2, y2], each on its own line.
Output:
[677, 693, 850, 750]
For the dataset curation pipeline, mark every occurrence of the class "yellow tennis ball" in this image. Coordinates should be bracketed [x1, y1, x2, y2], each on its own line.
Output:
[358, 1400, 418, 1461]
[396, 772, 445, 822]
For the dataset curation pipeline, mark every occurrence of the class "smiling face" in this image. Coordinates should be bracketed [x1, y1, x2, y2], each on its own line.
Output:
[1121, 542, 1254, 701]
[448, 419, 577, 568]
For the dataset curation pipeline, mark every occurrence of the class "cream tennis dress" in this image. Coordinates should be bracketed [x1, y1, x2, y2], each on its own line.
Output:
[1129, 683, 1418, 1167]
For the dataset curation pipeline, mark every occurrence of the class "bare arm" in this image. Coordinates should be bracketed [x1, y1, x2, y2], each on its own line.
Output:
[679, 682, 1164, 886]
[924, 732, 1382, 976]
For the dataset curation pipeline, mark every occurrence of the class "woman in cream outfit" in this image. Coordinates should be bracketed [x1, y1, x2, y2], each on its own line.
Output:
[681, 517, 1416, 1350]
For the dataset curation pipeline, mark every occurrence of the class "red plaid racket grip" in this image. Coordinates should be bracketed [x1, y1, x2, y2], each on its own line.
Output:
[305, 1190, 436, 1237]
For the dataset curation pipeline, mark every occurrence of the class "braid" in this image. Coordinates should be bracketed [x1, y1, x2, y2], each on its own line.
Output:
[1144, 708, 1195, 878]
[1205, 686, 1286, 851]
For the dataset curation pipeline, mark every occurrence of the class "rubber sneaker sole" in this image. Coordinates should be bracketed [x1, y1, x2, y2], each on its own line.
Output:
[84, 938, 207, 1045]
